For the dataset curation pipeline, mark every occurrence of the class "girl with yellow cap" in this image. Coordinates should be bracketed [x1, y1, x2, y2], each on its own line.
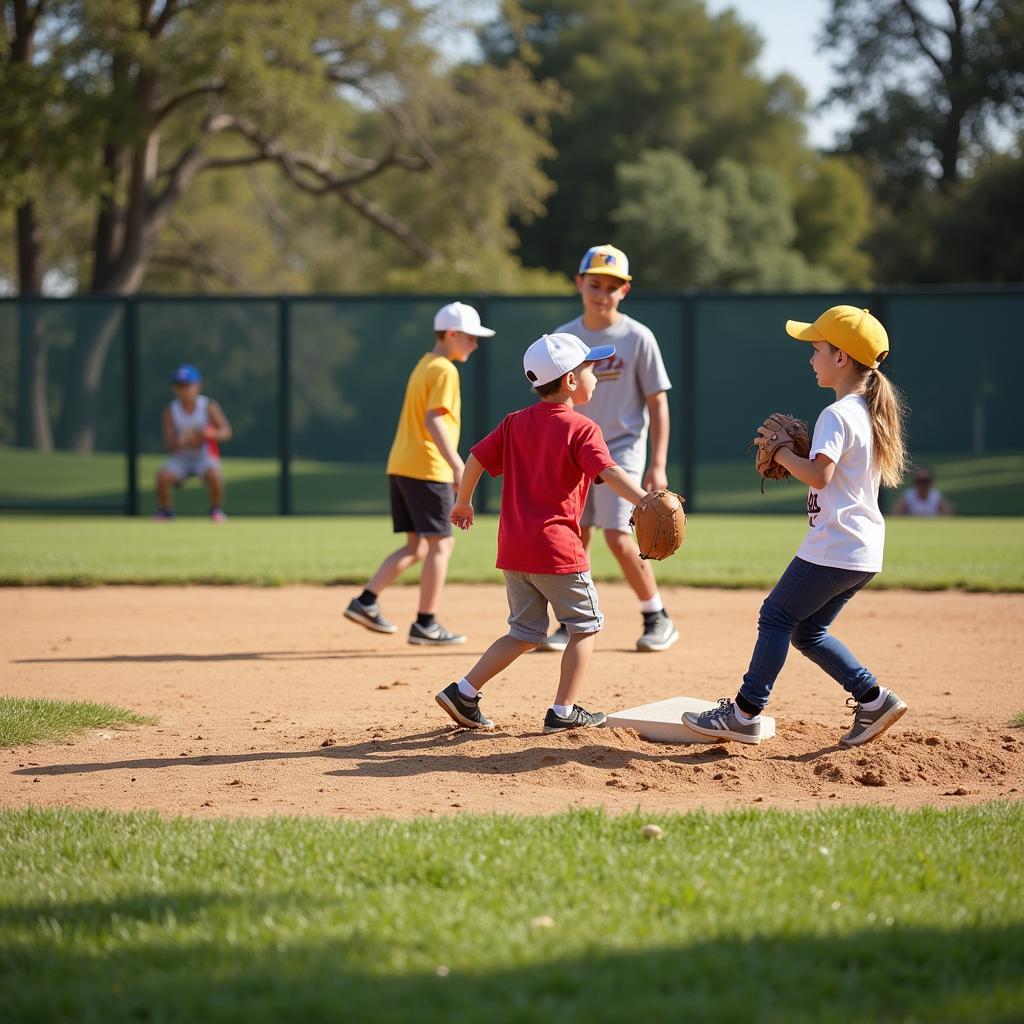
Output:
[684, 306, 910, 748]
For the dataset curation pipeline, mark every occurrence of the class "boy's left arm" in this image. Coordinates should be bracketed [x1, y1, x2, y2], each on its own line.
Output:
[425, 409, 465, 487]
[600, 464, 648, 507]
[207, 400, 233, 443]
[643, 391, 669, 490]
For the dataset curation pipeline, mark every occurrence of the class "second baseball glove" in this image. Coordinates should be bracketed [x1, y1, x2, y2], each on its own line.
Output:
[630, 489, 686, 561]
[751, 412, 810, 491]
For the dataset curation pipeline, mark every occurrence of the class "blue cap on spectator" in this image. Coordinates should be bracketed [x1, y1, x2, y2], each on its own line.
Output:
[172, 364, 201, 384]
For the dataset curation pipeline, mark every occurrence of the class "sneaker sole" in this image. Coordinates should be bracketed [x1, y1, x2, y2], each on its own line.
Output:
[636, 625, 680, 652]
[408, 634, 467, 646]
[435, 692, 494, 731]
[543, 715, 607, 734]
[534, 641, 568, 653]
[840, 701, 907, 747]
[681, 717, 762, 745]
[343, 608, 397, 635]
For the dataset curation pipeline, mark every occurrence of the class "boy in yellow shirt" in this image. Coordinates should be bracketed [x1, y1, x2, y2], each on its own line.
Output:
[345, 302, 496, 645]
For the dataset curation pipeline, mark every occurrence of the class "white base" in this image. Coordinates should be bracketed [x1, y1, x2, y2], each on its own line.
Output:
[603, 696, 775, 744]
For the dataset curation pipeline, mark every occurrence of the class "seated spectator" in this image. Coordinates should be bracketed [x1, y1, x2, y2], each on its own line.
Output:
[892, 467, 952, 516]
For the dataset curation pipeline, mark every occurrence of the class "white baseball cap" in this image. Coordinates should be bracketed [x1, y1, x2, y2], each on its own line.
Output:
[433, 301, 496, 338]
[523, 332, 616, 388]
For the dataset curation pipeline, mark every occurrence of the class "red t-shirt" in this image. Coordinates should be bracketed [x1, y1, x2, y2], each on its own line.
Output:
[471, 402, 616, 574]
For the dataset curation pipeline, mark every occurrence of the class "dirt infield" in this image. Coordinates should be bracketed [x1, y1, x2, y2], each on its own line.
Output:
[2, 584, 1023, 819]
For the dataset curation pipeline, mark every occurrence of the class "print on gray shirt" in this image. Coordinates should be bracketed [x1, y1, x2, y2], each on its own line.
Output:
[555, 314, 672, 461]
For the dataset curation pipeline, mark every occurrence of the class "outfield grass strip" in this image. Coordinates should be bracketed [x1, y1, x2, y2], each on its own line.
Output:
[0, 804, 1022, 1022]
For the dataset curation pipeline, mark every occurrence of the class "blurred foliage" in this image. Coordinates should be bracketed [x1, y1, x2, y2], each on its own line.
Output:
[480, 0, 826, 280]
[821, 0, 1024, 283]
[612, 151, 840, 290]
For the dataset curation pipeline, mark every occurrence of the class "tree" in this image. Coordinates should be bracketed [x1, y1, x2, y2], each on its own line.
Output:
[481, 0, 814, 276]
[2, 0, 560, 451]
[611, 150, 841, 290]
[821, 0, 1024, 195]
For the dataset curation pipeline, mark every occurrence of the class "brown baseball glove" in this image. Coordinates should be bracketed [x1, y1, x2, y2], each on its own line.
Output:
[750, 412, 810, 491]
[630, 489, 686, 561]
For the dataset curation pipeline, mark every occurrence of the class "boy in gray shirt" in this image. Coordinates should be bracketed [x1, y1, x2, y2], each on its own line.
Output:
[538, 244, 679, 653]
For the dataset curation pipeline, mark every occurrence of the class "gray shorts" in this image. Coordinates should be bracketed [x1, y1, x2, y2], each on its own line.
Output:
[162, 449, 221, 483]
[503, 570, 603, 644]
[581, 446, 644, 532]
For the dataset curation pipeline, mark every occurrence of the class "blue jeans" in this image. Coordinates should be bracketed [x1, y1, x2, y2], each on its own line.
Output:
[738, 557, 877, 713]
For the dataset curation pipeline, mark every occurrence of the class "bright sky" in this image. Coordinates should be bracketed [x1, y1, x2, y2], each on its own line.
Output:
[705, 0, 850, 148]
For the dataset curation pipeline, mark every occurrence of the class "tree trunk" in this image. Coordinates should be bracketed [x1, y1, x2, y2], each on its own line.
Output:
[52, 303, 125, 454]
[14, 200, 53, 450]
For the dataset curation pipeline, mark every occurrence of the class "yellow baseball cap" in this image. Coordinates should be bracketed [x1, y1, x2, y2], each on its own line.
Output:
[785, 305, 889, 368]
[578, 244, 632, 281]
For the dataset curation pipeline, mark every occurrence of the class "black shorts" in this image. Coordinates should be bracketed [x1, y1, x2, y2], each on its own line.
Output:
[388, 475, 454, 537]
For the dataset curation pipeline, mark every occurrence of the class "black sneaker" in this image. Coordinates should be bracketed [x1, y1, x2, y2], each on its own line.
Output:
[542, 705, 607, 733]
[408, 621, 467, 646]
[840, 690, 907, 747]
[636, 610, 679, 652]
[535, 624, 569, 652]
[344, 597, 397, 635]
[435, 682, 495, 730]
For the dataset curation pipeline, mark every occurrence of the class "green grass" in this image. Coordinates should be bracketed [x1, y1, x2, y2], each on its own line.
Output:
[2, 447, 1023, 516]
[1012, 710, 1024, 728]
[0, 513, 1022, 590]
[0, 697, 154, 746]
[1, 805, 1022, 1022]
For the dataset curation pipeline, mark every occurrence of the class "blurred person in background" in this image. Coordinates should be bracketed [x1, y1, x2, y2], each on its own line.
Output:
[154, 364, 232, 522]
[892, 467, 952, 516]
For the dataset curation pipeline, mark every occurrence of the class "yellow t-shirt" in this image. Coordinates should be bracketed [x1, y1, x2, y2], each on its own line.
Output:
[385, 352, 461, 482]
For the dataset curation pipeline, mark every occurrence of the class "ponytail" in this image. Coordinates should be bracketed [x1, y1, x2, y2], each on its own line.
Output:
[861, 364, 909, 488]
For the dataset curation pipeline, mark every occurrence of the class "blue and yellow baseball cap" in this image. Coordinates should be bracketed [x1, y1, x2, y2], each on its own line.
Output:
[578, 244, 631, 281]
[172, 364, 201, 384]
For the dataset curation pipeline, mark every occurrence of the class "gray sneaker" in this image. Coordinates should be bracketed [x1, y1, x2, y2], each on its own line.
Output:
[840, 690, 907, 747]
[636, 611, 679, 652]
[435, 682, 494, 730]
[408, 621, 467, 646]
[344, 598, 397, 635]
[543, 704, 607, 733]
[682, 698, 763, 745]
[536, 624, 569, 652]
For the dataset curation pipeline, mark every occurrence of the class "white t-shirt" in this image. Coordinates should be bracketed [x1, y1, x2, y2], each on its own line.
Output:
[553, 314, 672, 457]
[796, 394, 884, 572]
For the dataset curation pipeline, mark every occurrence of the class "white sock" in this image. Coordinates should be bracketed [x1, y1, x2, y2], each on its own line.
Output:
[639, 594, 664, 614]
[734, 705, 761, 724]
[457, 677, 479, 700]
[551, 703, 574, 718]
[861, 687, 887, 711]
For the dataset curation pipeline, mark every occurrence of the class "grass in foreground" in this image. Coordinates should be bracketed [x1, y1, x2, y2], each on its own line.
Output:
[1013, 710, 1024, 728]
[1, 804, 1022, 1023]
[0, 696, 154, 746]
[0, 513, 1023, 590]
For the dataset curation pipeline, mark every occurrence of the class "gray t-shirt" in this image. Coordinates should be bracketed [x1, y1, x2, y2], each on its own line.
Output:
[554, 313, 672, 457]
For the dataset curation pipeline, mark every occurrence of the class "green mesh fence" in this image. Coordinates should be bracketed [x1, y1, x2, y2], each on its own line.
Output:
[2, 289, 1021, 516]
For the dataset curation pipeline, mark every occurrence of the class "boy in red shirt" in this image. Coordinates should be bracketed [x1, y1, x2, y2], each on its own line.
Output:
[436, 332, 650, 733]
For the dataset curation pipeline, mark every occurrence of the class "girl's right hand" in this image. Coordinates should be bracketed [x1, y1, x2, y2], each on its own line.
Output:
[451, 502, 474, 530]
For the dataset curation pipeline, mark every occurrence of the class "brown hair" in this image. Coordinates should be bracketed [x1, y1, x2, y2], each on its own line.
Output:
[534, 374, 567, 397]
[829, 344, 909, 487]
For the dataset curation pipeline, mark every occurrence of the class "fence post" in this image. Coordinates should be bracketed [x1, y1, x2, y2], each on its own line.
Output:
[473, 297, 491, 514]
[124, 297, 138, 516]
[278, 297, 292, 515]
[681, 293, 697, 512]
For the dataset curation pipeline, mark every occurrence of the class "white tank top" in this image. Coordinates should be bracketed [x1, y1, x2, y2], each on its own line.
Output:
[170, 396, 217, 455]
[902, 488, 943, 516]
